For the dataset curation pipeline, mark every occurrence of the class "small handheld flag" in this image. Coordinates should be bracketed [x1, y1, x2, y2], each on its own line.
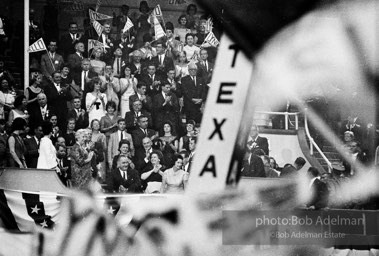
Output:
[28, 38, 47, 53]
[153, 16, 166, 40]
[202, 32, 220, 47]
[122, 17, 134, 33]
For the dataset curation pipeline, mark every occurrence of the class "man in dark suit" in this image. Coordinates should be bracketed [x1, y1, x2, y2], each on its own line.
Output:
[109, 155, 141, 193]
[24, 125, 42, 169]
[241, 150, 266, 177]
[129, 83, 152, 112]
[100, 22, 116, 63]
[58, 22, 86, 60]
[111, 47, 128, 78]
[125, 99, 152, 131]
[181, 63, 208, 123]
[152, 83, 180, 131]
[71, 58, 98, 108]
[151, 41, 175, 78]
[28, 93, 55, 131]
[164, 68, 182, 99]
[44, 71, 72, 132]
[134, 137, 156, 172]
[306, 167, 328, 209]
[67, 96, 89, 130]
[131, 115, 158, 152]
[280, 157, 306, 178]
[196, 48, 214, 85]
[56, 143, 72, 187]
[140, 63, 162, 98]
[67, 42, 86, 74]
[247, 125, 269, 155]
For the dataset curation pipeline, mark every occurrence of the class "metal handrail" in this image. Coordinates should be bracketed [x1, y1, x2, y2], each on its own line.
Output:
[255, 111, 300, 130]
[303, 110, 333, 172]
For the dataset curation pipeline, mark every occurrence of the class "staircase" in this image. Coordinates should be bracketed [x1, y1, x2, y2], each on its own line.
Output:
[304, 132, 344, 172]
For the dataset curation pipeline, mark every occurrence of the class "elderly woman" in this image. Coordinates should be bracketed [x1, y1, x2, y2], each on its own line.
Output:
[141, 150, 166, 193]
[161, 154, 188, 194]
[8, 95, 29, 125]
[8, 117, 27, 168]
[86, 77, 107, 124]
[69, 129, 95, 189]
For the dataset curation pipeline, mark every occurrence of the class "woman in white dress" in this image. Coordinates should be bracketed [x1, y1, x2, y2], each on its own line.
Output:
[119, 65, 137, 117]
[175, 51, 189, 84]
[86, 77, 107, 124]
[37, 121, 58, 170]
[183, 33, 200, 62]
[161, 155, 188, 194]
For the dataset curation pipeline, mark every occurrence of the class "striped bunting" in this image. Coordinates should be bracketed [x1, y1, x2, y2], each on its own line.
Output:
[153, 16, 166, 40]
[28, 38, 47, 53]
[89, 9, 113, 21]
[91, 19, 103, 37]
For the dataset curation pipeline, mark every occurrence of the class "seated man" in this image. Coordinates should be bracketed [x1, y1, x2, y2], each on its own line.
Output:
[109, 155, 141, 193]
[306, 167, 328, 209]
[280, 157, 306, 178]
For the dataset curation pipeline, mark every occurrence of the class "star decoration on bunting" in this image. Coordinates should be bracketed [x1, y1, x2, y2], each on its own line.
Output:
[107, 206, 115, 215]
[31, 205, 40, 214]
[40, 220, 48, 228]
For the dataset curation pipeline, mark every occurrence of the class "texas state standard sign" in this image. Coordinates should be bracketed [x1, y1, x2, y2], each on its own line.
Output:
[187, 34, 254, 194]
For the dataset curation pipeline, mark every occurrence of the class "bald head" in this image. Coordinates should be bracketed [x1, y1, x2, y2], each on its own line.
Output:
[142, 137, 152, 150]
[37, 93, 47, 107]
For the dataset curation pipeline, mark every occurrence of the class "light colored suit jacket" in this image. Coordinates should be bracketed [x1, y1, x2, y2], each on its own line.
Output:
[41, 52, 64, 78]
[107, 130, 134, 165]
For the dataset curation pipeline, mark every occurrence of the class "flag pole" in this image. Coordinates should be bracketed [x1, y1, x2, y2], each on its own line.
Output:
[24, 0, 29, 90]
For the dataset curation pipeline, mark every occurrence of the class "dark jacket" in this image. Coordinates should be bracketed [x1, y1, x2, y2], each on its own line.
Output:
[109, 167, 142, 193]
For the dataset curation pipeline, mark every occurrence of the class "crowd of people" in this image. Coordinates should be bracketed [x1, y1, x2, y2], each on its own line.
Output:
[0, 2, 217, 194]
[241, 124, 378, 210]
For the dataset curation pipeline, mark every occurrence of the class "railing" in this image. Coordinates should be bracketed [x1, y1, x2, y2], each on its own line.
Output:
[303, 110, 333, 172]
[255, 111, 300, 130]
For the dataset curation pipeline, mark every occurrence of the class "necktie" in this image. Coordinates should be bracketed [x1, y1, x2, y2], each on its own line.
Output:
[192, 76, 196, 85]
[123, 171, 126, 179]
[117, 58, 120, 75]
[120, 131, 124, 141]
[205, 61, 208, 72]
[144, 129, 147, 136]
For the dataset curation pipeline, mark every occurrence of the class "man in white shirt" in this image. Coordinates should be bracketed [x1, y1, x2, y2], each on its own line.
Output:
[108, 118, 134, 168]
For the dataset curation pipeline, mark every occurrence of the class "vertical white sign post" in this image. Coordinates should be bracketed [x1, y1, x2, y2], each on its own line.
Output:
[187, 34, 254, 194]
